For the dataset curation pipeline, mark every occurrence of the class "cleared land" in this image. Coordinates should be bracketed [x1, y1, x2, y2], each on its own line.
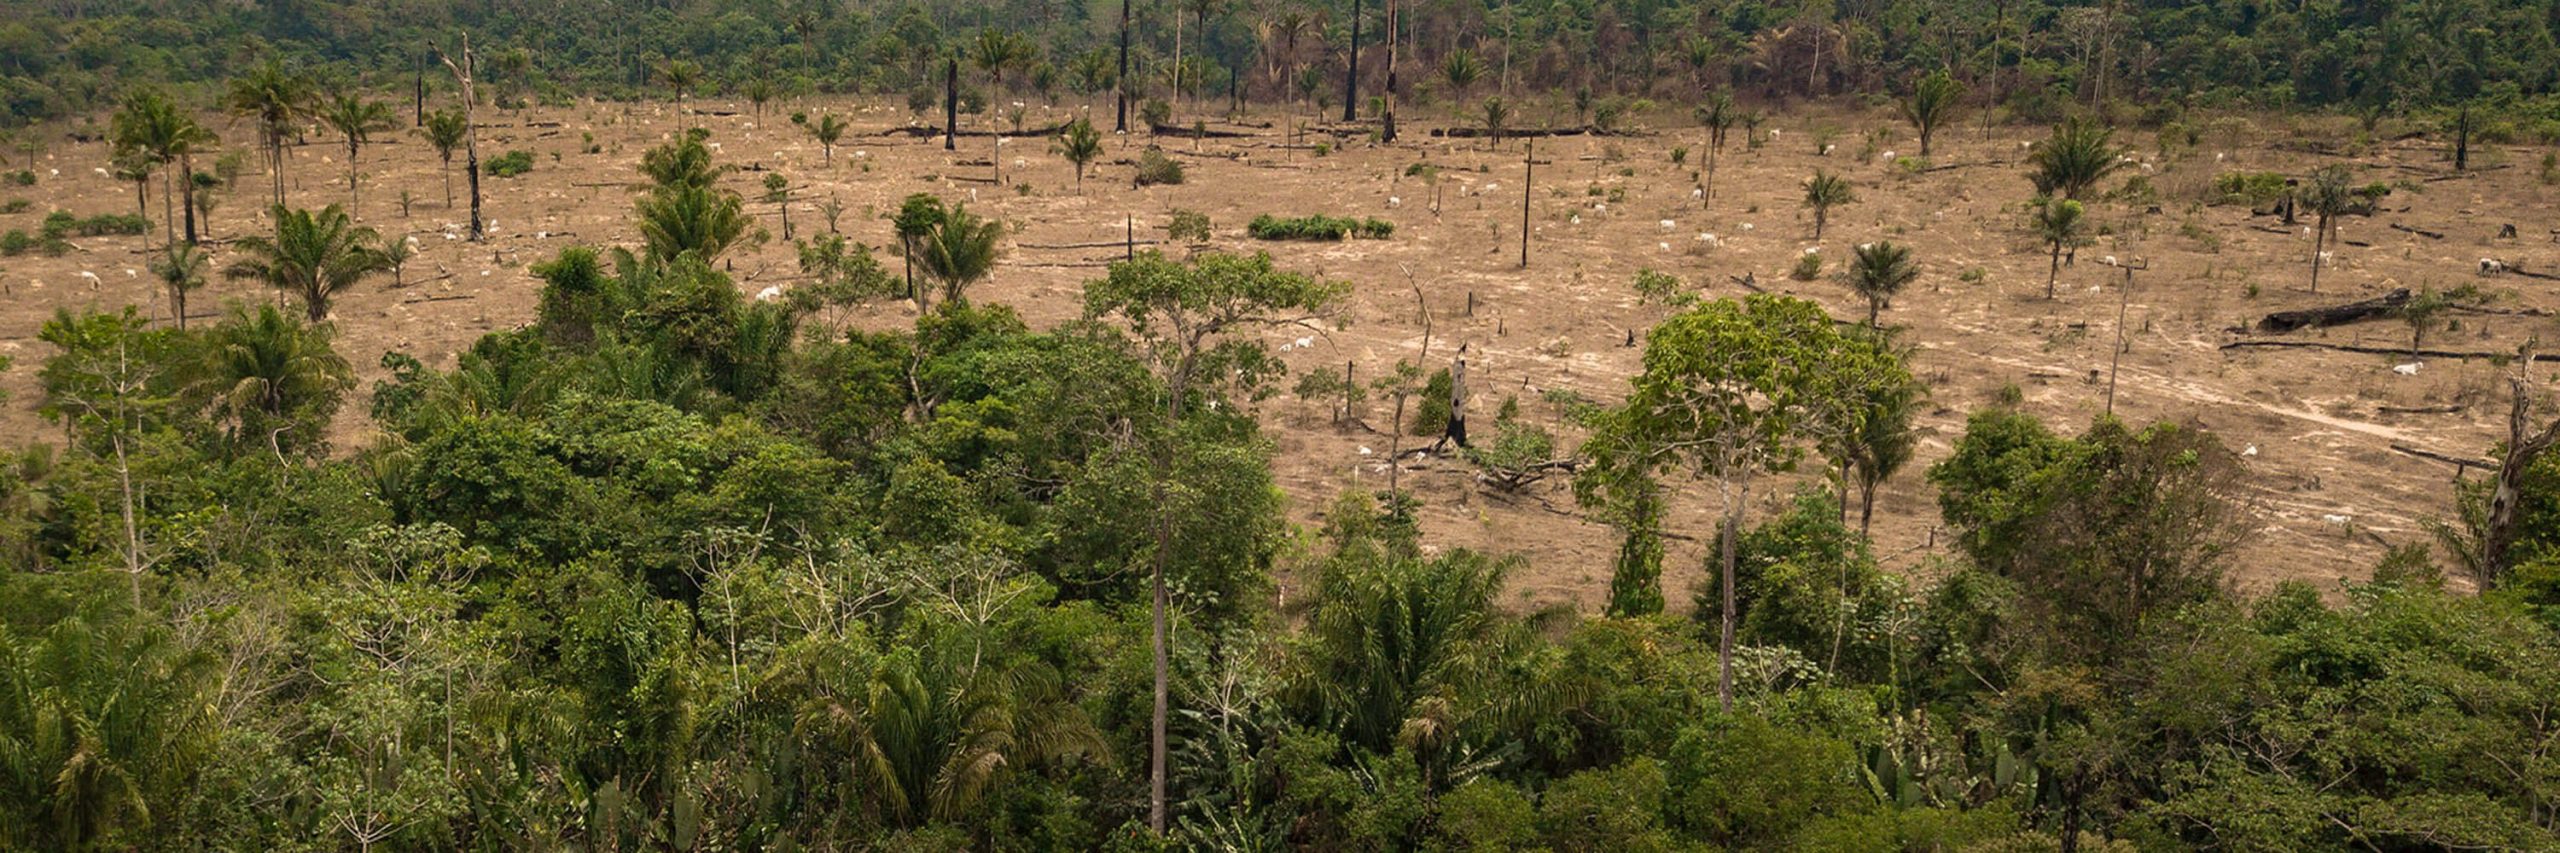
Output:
[3, 97, 2550, 609]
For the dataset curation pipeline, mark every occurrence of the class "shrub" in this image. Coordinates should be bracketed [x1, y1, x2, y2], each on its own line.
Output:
[0, 199, 26, 213]
[484, 149, 536, 178]
[1791, 251, 1824, 281]
[1166, 209, 1211, 242]
[0, 229, 68, 256]
[1248, 214, 1395, 241]
[1134, 149, 1184, 186]
[4, 170, 32, 186]
[2211, 170, 2289, 205]
[40, 210, 147, 238]
[1140, 98, 1172, 128]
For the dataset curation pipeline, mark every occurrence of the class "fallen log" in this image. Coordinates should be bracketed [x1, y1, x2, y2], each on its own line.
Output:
[1430, 125, 1622, 139]
[1148, 122, 1259, 139]
[878, 122, 1074, 139]
[2376, 404, 2465, 415]
[2391, 442, 2496, 471]
[1020, 239, 1162, 250]
[2254, 288, 2411, 333]
[2219, 339, 2560, 364]
[2390, 222, 2445, 239]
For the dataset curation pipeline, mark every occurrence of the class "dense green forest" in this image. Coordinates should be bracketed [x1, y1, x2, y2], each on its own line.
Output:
[2, 120, 2558, 848]
[5, 1, 2560, 850]
[1, 0, 2556, 129]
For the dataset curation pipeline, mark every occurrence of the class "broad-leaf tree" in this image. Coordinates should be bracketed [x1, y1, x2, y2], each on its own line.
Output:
[1579, 294, 1899, 710]
[1083, 250, 1347, 834]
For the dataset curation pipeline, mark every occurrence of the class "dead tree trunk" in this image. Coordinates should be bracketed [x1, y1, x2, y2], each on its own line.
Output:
[2484, 367, 2560, 585]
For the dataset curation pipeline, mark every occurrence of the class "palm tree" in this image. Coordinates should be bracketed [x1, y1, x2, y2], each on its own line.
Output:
[1838, 364, 1924, 537]
[743, 77, 778, 119]
[659, 59, 703, 123]
[2302, 164, 2355, 294]
[636, 184, 750, 264]
[112, 89, 217, 246]
[1480, 96, 1512, 148]
[1055, 117, 1102, 191]
[110, 151, 154, 242]
[970, 30, 1032, 93]
[1441, 48, 1483, 101]
[914, 203, 1002, 308]
[196, 302, 355, 457]
[1696, 90, 1738, 208]
[1843, 240, 1918, 328]
[2028, 117, 2127, 200]
[318, 91, 400, 218]
[1803, 170, 1855, 240]
[223, 59, 316, 208]
[223, 203, 393, 322]
[807, 114, 848, 164]
[1899, 69, 1964, 157]
[2031, 196, 2089, 299]
[892, 193, 947, 308]
[149, 242, 209, 329]
[422, 108, 469, 207]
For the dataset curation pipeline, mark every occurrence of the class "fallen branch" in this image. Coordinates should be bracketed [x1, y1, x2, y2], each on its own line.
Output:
[2219, 339, 2560, 363]
[2389, 222, 2445, 239]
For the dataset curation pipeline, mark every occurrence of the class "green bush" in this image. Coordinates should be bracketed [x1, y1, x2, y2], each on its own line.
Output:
[4, 170, 32, 186]
[2211, 170, 2289, 205]
[1791, 251, 1824, 281]
[1248, 214, 1395, 241]
[40, 210, 147, 238]
[484, 149, 536, 178]
[1165, 209, 1211, 242]
[1134, 149, 1184, 186]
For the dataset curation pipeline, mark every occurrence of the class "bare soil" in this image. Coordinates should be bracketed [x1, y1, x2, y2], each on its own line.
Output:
[4, 97, 2551, 611]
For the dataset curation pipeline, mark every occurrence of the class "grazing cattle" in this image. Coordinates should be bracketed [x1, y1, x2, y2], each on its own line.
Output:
[2481, 258, 2509, 276]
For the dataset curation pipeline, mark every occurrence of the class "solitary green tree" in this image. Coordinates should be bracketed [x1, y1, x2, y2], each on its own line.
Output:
[318, 91, 401, 218]
[1843, 240, 1918, 328]
[223, 203, 393, 322]
[2031, 196, 2089, 299]
[1083, 249, 1348, 836]
[1803, 170, 1855, 240]
[1579, 294, 1898, 709]
[1899, 69, 1964, 157]
[1055, 117, 1103, 191]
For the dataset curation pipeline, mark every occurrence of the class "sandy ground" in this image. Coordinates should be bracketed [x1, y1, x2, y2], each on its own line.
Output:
[3, 95, 2553, 612]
